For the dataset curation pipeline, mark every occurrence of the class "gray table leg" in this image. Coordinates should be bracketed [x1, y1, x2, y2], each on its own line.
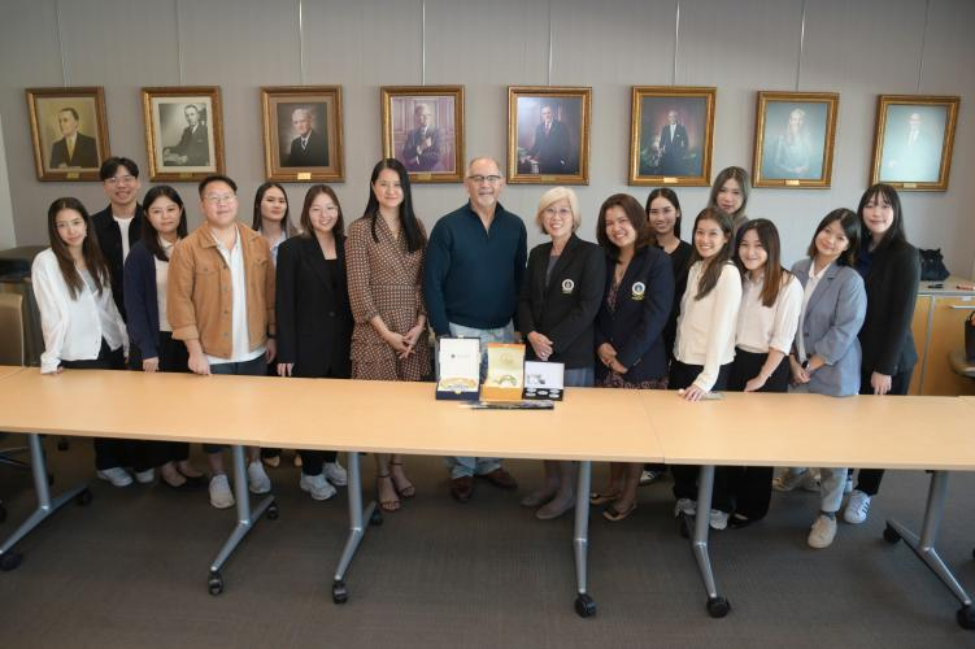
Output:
[884, 470, 974, 630]
[331, 451, 378, 604]
[684, 465, 730, 618]
[572, 460, 596, 617]
[206, 445, 277, 595]
[0, 433, 90, 571]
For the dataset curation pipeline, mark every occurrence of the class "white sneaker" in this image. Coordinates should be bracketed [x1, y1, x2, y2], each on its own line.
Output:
[808, 514, 838, 549]
[247, 460, 272, 494]
[299, 473, 338, 501]
[209, 475, 235, 509]
[772, 468, 809, 492]
[674, 498, 697, 517]
[97, 467, 133, 488]
[800, 471, 821, 492]
[844, 490, 872, 524]
[135, 469, 155, 484]
[324, 461, 348, 487]
[709, 509, 729, 531]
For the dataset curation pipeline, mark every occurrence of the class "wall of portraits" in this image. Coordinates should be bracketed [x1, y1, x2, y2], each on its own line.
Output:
[0, 0, 972, 277]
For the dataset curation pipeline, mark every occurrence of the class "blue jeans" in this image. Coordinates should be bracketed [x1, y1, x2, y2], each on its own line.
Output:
[203, 355, 267, 454]
[440, 321, 514, 479]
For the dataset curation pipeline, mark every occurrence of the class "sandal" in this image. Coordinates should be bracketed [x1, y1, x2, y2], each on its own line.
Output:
[390, 461, 416, 498]
[376, 473, 400, 512]
[602, 501, 637, 522]
[590, 490, 622, 506]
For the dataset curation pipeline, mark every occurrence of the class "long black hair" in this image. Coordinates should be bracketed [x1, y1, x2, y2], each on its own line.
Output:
[856, 183, 907, 253]
[252, 181, 298, 238]
[46, 197, 111, 300]
[689, 207, 734, 300]
[645, 187, 682, 240]
[364, 158, 425, 253]
[141, 185, 188, 262]
[808, 208, 860, 267]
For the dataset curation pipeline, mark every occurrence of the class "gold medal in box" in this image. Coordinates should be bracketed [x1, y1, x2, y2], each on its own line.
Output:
[481, 343, 526, 402]
[436, 337, 481, 400]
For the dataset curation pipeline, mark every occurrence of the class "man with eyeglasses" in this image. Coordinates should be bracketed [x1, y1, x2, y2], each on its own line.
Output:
[168, 174, 276, 508]
[91, 157, 144, 321]
[423, 157, 527, 503]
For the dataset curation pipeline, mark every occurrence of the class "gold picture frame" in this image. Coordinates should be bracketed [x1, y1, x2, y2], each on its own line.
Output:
[381, 85, 465, 183]
[262, 86, 344, 183]
[752, 91, 839, 189]
[870, 94, 960, 191]
[628, 86, 716, 187]
[508, 86, 591, 185]
[142, 86, 225, 182]
[26, 86, 111, 182]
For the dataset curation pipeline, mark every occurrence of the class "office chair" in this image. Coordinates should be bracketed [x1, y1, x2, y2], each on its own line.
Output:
[0, 293, 29, 523]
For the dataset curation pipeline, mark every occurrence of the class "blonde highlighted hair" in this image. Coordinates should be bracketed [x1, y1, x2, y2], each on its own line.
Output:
[534, 186, 581, 234]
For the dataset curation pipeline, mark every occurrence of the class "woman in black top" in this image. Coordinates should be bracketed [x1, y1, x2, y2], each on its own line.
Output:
[518, 187, 605, 520]
[276, 185, 355, 502]
[844, 184, 920, 525]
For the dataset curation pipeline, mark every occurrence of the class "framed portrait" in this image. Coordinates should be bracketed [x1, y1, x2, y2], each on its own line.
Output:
[381, 86, 464, 183]
[629, 86, 716, 187]
[870, 95, 960, 191]
[26, 87, 110, 182]
[507, 86, 591, 185]
[262, 86, 344, 183]
[752, 91, 839, 189]
[142, 86, 225, 182]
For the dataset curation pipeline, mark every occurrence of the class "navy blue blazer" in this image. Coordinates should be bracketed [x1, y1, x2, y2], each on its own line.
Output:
[595, 245, 674, 383]
[123, 241, 162, 360]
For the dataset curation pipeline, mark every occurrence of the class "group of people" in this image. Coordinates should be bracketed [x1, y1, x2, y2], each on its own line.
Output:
[32, 153, 920, 550]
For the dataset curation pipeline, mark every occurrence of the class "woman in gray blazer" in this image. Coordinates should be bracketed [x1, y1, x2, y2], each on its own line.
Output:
[777, 209, 867, 550]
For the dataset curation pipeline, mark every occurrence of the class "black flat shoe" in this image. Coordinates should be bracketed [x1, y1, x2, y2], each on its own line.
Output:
[728, 514, 760, 529]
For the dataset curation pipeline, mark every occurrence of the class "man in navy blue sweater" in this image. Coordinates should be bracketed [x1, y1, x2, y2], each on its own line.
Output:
[423, 157, 528, 503]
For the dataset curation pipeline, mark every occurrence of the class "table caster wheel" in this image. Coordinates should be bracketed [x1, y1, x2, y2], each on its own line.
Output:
[332, 580, 348, 604]
[574, 593, 596, 618]
[882, 524, 901, 544]
[75, 489, 93, 506]
[958, 605, 975, 630]
[266, 504, 279, 520]
[208, 571, 224, 596]
[0, 552, 23, 572]
[706, 596, 731, 618]
[370, 509, 383, 526]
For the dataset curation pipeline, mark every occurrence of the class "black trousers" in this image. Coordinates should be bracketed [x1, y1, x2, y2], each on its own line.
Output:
[61, 339, 139, 471]
[720, 348, 790, 520]
[130, 332, 193, 469]
[853, 365, 914, 496]
[669, 359, 732, 511]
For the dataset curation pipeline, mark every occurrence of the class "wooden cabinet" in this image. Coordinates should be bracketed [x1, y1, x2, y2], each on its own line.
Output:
[909, 278, 975, 396]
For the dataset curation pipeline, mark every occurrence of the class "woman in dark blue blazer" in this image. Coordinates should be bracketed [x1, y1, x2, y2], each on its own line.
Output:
[517, 187, 605, 521]
[123, 185, 205, 489]
[275, 185, 354, 502]
[590, 193, 674, 521]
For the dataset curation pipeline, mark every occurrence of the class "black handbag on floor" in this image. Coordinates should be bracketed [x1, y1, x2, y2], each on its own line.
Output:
[919, 248, 950, 281]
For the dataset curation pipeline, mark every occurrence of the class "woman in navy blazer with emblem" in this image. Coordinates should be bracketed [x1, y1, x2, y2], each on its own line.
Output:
[517, 187, 605, 521]
[275, 185, 354, 501]
[589, 193, 674, 522]
[843, 184, 920, 526]
[777, 208, 866, 549]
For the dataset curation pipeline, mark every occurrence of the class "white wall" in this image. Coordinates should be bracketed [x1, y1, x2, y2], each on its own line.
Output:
[0, 0, 972, 274]
[0, 113, 17, 248]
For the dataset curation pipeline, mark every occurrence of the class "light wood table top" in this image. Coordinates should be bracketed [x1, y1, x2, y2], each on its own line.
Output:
[640, 391, 975, 471]
[0, 370, 665, 463]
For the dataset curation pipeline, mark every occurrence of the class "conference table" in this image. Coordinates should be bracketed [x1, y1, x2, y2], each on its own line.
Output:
[0, 366, 972, 628]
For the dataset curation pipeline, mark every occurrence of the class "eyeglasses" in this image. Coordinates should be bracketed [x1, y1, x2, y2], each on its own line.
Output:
[204, 193, 237, 205]
[106, 175, 136, 186]
[468, 175, 502, 185]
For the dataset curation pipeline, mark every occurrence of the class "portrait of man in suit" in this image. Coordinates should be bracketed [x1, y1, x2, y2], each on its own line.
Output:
[657, 110, 688, 176]
[880, 107, 946, 183]
[163, 103, 210, 167]
[49, 107, 99, 169]
[284, 106, 329, 168]
[522, 104, 573, 175]
[401, 104, 441, 172]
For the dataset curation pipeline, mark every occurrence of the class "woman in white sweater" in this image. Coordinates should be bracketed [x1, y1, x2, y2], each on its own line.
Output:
[32, 197, 132, 487]
[669, 207, 742, 530]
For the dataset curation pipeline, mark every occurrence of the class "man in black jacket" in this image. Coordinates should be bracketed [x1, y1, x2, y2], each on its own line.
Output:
[90, 156, 144, 322]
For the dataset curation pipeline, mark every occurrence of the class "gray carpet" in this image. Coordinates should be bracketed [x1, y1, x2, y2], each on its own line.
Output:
[0, 437, 973, 648]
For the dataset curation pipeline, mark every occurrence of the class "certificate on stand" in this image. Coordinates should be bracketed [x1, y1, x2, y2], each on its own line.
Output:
[436, 338, 481, 400]
[523, 361, 564, 401]
[481, 343, 525, 402]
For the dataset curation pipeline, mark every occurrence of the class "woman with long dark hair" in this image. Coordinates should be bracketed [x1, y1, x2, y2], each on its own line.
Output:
[707, 166, 750, 235]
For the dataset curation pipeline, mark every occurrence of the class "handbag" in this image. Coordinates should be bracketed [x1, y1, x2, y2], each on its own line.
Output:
[918, 248, 950, 281]
[966, 311, 975, 361]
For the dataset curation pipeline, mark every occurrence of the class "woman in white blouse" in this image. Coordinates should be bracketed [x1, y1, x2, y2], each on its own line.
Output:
[32, 197, 131, 487]
[669, 207, 742, 530]
[722, 219, 802, 529]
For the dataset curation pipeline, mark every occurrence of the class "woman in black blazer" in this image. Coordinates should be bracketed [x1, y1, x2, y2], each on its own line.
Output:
[844, 183, 920, 525]
[276, 185, 354, 502]
[517, 187, 605, 521]
[590, 194, 674, 521]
